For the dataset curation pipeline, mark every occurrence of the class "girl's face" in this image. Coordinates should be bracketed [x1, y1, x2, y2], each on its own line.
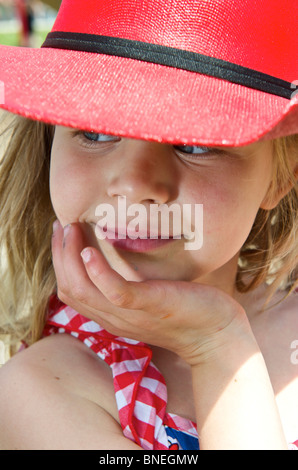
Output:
[50, 127, 274, 296]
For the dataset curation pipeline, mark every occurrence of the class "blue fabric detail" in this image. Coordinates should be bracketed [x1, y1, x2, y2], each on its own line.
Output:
[165, 426, 200, 450]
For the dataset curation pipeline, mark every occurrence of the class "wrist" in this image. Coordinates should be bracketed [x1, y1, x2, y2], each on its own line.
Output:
[186, 307, 259, 368]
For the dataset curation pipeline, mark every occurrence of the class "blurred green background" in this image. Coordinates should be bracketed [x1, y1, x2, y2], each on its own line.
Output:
[0, 0, 61, 47]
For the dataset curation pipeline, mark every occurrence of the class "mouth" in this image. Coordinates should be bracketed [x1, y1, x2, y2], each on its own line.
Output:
[96, 226, 179, 253]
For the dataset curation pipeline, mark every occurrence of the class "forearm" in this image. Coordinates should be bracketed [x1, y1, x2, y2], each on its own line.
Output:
[191, 328, 288, 450]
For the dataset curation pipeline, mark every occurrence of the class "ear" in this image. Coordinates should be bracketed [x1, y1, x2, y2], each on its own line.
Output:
[260, 163, 298, 210]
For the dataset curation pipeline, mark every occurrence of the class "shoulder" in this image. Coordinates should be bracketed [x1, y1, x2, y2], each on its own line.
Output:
[0, 333, 140, 449]
[271, 291, 298, 446]
[0, 333, 118, 414]
[264, 289, 297, 348]
[252, 288, 298, 444]
[238, 285, 298, 444]
[249, 287, 297, 374]
[239, 284, 297, 341]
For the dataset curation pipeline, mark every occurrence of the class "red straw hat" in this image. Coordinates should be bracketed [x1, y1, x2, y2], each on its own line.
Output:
[0, 0, 297, 146]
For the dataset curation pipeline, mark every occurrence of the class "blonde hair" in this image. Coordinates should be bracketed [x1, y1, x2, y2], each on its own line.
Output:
[0, 112, 56, 349]
[0, 111, 297, 349]
[237, 135, 298, 297]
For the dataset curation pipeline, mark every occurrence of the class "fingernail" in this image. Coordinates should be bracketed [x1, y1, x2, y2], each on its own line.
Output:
[52, 220, 60, 234]
[81, 248, 92, 263]
[62, 224, 72, 248]
[63, 224, 71, 238]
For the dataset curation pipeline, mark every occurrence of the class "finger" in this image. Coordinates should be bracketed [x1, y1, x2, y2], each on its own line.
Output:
[51, 221, 153, 336]
[57, 222, 108, 305]
[52, 220, 83, 310]
[59, 222, 139, 326]
[51, 219, 66, 291]
[52, 221, 100, 308]
[80, 246, 165, 312]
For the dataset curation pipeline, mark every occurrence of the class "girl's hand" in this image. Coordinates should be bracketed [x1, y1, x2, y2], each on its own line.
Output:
[51, 221, 252, 365]
[51, 221, 289, 450]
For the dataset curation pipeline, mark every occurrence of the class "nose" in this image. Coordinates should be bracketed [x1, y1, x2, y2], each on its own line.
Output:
[106, 140, 177, 204]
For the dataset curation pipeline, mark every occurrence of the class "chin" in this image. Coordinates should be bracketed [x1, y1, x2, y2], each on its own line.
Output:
[112, 259, 204, 283]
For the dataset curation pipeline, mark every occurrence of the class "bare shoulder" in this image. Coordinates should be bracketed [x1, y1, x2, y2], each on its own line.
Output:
[239, 285, 297, 351]
[250, 288, 298, 443]
[0, 334, 140, 450]
[269, 290, 298, 444]
[263, 289, 297, 354]
[237, 285, 298, 442]
[246, 287, 297, 376]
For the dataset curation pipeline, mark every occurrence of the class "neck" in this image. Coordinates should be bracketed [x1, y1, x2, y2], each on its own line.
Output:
[194, 253, 240, 298]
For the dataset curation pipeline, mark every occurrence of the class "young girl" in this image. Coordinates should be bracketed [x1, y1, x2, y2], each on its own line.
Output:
[0, 0, 297, 450]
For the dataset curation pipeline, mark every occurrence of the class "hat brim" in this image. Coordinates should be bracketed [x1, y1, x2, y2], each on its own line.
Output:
[0, 45, 297, 146]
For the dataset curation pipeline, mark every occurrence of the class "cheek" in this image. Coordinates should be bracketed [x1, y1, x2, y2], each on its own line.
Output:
[207, 186, 258, 237]
[49, 153, 95, 225]
[184, 171, 266, 256]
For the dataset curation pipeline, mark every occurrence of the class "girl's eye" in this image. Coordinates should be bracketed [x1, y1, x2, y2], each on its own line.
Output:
[83, 132, 120, 143]
[174, 145, 212, 155]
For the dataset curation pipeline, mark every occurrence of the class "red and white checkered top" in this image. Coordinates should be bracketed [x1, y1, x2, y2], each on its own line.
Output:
[43, 296, 198, 450]
[43, 296, 298, 450]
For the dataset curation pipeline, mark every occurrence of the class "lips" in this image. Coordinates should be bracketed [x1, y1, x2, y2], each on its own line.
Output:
[96, 225, 178, 252]
[107, 236, 176, 252]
